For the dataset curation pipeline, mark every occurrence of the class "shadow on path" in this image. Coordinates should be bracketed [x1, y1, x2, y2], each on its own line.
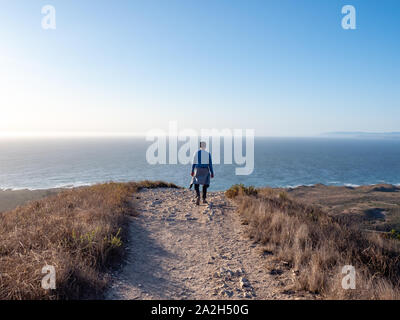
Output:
[113, 217, 187, 299]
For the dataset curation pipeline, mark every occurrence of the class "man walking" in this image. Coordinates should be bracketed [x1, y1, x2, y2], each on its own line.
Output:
[190, 141, 214, 205]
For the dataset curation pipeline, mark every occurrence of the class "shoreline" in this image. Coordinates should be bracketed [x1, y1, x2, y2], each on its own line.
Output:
[2, 181, 400, 192]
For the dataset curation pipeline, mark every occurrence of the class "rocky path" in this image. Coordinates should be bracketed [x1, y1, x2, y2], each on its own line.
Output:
[107, 188, 314, 300]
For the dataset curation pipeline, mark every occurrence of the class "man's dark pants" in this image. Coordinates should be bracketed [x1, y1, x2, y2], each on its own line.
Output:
[194, 184, 209, 200]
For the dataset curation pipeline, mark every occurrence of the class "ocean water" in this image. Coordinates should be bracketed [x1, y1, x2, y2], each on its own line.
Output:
[0, 137, 400, 191]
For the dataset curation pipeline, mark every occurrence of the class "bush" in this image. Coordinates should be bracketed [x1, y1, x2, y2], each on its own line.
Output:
[225, 184, 258, 199]
[386, 229, 400, 241]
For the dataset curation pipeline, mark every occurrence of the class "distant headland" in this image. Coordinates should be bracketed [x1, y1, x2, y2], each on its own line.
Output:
[321, 132, 400, 139]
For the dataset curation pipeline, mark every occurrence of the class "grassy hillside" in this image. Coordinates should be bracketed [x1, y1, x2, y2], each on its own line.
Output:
[0, 181, 178, 300]
[226, 184, 400, 299]
[284, 184, 400, 234]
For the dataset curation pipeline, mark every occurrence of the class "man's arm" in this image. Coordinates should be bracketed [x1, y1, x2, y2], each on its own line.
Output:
[191, 151, 197, 175]
[209, 153, 214, 177]
[191, 163, 195, 175]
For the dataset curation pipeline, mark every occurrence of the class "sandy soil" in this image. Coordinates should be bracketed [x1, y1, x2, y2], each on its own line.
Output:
[107, 188, 315, 300]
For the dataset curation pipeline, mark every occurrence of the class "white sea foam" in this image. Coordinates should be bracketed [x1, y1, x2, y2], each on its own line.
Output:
[344, 183, 360, 187]
[53, 181, 94, 189]
[0, 181, 94, 191]
[285, 184, 316, 189]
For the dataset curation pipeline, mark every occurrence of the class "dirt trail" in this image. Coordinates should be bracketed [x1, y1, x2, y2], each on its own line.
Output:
[107, 188, 314, 300]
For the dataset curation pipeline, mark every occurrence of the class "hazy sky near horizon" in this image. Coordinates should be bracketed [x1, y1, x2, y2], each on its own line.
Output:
[1, 0, 399, 137]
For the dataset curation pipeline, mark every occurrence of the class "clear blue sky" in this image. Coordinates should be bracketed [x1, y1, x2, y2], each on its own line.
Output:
[0, 0, 399, 136]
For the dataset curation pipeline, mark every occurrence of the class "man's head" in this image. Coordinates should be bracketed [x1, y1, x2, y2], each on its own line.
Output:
[200, 141, 206, 150]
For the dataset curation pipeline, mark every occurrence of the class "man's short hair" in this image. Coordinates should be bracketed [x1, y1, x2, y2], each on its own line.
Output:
[200, 141, 206, 148]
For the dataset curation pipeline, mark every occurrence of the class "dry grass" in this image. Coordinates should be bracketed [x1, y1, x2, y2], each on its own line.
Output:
[225, 184, 258, 199]
[0, 180, 179, 300]
[226, 185, 400, 299]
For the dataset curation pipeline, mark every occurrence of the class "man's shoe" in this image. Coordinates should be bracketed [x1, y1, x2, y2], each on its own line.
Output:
[202, 198, 208, 204]
[196, 197, 200, 206]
